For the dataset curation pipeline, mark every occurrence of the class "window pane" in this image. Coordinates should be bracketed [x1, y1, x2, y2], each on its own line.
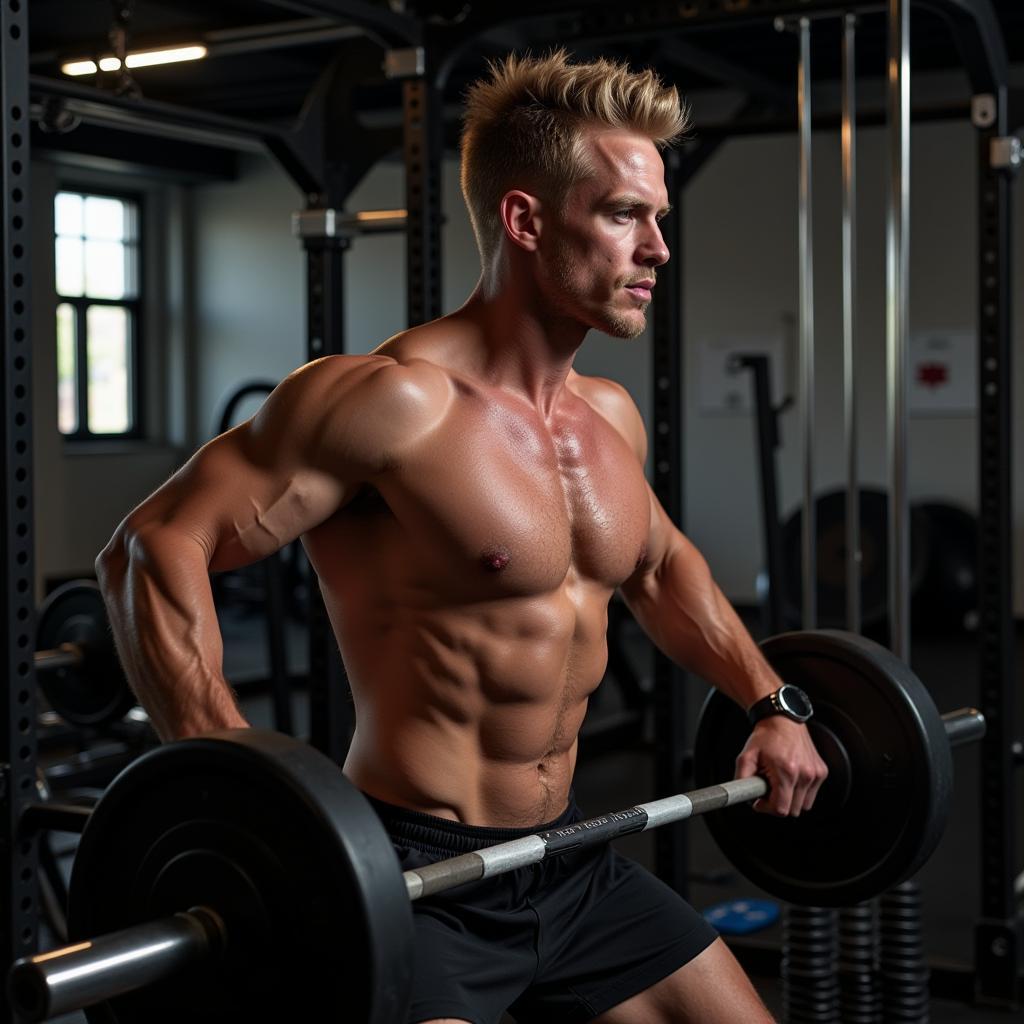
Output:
[55, 192, 83, 236]
[87, 305, 131, 434]
[55, 237, 84, 297]
[56, 304, 78, 435]
[84, 195, 126, 241]
[84, 240, 130, 299]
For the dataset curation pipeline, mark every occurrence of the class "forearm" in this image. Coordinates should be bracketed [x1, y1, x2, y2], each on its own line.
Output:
[96, 525, 249, 742]
[623, 535, 781, 710]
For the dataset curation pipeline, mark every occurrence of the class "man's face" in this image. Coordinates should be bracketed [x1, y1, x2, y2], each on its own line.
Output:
[540, 128, 671, 339]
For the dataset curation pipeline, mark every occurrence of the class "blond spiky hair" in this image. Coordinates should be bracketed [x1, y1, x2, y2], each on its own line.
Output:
[460, 49, 689, 264]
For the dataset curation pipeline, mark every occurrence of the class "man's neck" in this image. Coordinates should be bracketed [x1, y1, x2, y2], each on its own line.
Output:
[456, 281, 586, 418]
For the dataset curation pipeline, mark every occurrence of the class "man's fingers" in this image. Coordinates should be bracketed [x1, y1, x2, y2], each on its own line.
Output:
[805, 754, 829, 812]
[734, 750, 760, 780]
[735, 739, 828, 817]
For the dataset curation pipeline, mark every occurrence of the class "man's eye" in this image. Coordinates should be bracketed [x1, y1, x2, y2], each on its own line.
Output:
[612, 210, 632, 222]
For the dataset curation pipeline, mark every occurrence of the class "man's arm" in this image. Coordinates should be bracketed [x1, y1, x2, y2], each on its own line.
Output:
[96, 354, 448, 742]
[588, 377, 826, 816]
[620, 488, 827, 816]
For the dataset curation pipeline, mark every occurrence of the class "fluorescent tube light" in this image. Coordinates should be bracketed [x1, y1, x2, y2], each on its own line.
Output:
[61, 45, 207, 77]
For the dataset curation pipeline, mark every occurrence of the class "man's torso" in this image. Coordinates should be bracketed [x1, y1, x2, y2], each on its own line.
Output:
[303, 335, 651, 826]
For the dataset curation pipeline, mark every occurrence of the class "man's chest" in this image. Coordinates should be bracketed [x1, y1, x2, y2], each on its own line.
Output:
[355, 402, 651, 595]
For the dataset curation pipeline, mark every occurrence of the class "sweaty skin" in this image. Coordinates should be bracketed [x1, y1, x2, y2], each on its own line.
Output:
[97, 126, 827, 830]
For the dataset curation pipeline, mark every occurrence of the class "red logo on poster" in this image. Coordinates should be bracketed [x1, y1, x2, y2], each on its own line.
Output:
[916, 363, 948, 389]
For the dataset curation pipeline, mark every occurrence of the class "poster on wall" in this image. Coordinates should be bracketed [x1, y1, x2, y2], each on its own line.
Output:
[697, 335, 787, 415]
[909, 332, 976, 415]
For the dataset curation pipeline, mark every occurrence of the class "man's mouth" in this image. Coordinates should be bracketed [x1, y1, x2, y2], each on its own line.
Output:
[624, 280, 655, 302]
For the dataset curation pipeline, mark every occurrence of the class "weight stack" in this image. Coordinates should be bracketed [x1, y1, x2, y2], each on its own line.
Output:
[879, 881, 930, 1023]
[839, 902, 881, 1023]
[782, 905, 840, 1023]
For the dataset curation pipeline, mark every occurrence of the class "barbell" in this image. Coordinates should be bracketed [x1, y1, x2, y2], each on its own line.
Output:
[35, 580, 135, 728]
[8, 630, 984, 1023]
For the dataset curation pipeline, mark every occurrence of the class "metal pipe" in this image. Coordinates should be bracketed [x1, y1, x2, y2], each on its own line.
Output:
[842, 14, 861, 634]
[942, 708, 986, 748]
[732, 355, 786, 635]
[20, 802, 92, 836]
[7, 909, 224, 1022]
[34, 645, 81, 674]
[886, 0, 911, 661]
[798, 17, 816, 629]
[30, 74, 275, 152]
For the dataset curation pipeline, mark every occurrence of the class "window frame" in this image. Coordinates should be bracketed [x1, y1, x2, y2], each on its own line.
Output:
[54, 185, 145, 442]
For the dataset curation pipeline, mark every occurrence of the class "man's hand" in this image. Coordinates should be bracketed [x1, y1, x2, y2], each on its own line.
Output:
[734, 718, 828, 816]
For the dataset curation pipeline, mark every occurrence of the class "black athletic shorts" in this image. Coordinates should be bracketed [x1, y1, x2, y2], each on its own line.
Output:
[368, 793, 719, 1024]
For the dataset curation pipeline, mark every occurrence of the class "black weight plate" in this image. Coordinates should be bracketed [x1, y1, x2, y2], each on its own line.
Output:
[911, 502, 979, 634]
[67, 730, 413, 1024]
[36, 580, 135, 727]
[781, 490, 929, 630]
[693, 631, 952, 907]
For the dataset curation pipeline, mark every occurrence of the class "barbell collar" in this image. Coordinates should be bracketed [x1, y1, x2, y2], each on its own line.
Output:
[941, 707, 985, 747]
[7, 908, 225, 1022]
[403, 777, 766, 901]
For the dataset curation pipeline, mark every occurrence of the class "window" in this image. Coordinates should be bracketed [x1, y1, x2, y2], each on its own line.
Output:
[54, 190, 141, 438]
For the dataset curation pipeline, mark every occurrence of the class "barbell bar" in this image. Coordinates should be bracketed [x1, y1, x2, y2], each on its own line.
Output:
[405, 703, 982, 901]
[7, 630, 986, 1023]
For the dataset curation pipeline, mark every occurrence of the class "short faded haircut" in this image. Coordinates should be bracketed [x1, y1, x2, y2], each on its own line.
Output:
[460, 49, 689, 264]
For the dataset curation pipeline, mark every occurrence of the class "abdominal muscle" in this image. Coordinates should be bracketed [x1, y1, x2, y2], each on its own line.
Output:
[334, 582, 612, 828]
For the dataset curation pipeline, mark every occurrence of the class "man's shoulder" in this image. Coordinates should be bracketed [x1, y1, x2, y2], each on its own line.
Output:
[284, 353, 452, 419]
[257, 354, 454, 470]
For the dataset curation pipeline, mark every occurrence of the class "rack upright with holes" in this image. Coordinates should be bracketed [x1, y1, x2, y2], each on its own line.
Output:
[2, 1, 38, 1019]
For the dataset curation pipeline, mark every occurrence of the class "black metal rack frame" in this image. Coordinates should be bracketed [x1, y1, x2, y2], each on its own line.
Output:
[2, 0, 1018, 1016]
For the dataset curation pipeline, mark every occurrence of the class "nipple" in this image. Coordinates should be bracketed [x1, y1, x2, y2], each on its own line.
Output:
[481, 550, 511, 573]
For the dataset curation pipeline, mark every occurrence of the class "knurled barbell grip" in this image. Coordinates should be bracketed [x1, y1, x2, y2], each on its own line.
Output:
[7, 907, 225, 1023]
[403, 777, 767, 901]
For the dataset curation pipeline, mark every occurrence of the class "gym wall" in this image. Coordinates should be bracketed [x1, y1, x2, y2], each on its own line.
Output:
[29, 161, 190, 594]
[27, 99, 1023, 615]
[684, 117, 986, 604]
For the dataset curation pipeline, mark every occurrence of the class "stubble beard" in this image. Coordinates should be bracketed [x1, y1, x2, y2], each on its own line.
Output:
[604, 305, 648, 339]
[552, 245, 649, 340]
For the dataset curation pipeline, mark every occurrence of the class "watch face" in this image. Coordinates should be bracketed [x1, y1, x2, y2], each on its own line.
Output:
[779, 685, 813, 720]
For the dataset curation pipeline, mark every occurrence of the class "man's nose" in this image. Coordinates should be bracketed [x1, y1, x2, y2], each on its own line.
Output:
[638, 222, 669, 267]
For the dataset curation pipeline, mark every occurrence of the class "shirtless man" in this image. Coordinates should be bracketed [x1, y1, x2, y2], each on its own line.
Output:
[97, 51, 827, 1024]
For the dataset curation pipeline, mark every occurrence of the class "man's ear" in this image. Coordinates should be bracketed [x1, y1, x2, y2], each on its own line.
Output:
[499, 190, 542, 252]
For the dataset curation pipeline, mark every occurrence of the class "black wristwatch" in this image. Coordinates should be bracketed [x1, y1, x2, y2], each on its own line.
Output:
[747, 683, 814, 726]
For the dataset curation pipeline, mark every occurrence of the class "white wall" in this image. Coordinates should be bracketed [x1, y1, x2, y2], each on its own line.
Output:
[682, 120, 988, 603]
[34, 112, 1022, 615]
[191, 156, 306, 441]
[190, 152, 654, 430]
[30, 161, 186, 592]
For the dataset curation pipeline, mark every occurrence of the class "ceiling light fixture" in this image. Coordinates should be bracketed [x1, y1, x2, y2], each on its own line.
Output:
[61, 45, 207, 77]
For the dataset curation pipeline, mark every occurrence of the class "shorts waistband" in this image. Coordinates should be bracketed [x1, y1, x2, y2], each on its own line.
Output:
[365, 792, 579, 856]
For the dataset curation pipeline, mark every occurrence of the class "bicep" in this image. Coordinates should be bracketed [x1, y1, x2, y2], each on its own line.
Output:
[620, 482, 705, 617]
[121, 423, 347, 574]
[118, 362, 363, 571]
[113, 353, 447, 573]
